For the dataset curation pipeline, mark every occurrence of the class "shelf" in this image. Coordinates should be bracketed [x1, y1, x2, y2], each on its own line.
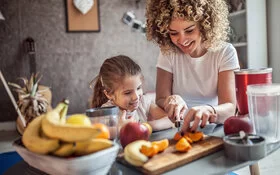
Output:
[229, 0, 267, 68]
[229, 9, 246, 18]
[232, 42, 247, 47]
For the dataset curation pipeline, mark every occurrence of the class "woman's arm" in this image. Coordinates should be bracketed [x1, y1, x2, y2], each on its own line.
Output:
[147, 103, 174, 131]
[148, 117, 174, 132]
[156, 68, 172, 108]
[156, 68, 188, 122]
[181, 70, 237, 132]
[215, 69, 237, 122]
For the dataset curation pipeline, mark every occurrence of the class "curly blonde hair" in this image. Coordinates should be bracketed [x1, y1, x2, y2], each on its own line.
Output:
[146, 0, 229, 53]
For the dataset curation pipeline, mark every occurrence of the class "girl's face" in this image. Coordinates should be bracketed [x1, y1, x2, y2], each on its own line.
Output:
[109, 74, 143, 112]
[168, 18, 206, 58]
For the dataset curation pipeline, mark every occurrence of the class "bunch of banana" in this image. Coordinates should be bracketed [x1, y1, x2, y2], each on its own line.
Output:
[22, 115, 60, 154]
[22, 99, 113, 157]
[124, 140, 152, 166]
[53, 138, 113, 157]
[41, 101, 101, 142]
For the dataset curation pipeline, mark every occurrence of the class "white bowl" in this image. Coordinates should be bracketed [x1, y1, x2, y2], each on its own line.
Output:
[13, 138, 120, 175]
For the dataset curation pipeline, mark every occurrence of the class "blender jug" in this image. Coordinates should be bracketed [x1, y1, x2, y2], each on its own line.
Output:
[247, 84, 280, 143]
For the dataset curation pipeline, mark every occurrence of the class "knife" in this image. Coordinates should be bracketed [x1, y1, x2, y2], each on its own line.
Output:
[175, 121, 180, 131]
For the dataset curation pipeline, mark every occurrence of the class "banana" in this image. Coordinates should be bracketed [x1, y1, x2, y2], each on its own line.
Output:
[22, 115, 60, 155]
[124, 140, 151, 166]
[42, 101, 101, 142]
[124, 153, 146, 167]
[52, 143, 75, 157]
[52, 138, 113, 157]
[74, 138, 113, 156]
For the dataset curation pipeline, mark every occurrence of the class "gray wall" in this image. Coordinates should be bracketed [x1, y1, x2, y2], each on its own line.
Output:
[0, 0, 159, 122]
[267, 0, 280, 82]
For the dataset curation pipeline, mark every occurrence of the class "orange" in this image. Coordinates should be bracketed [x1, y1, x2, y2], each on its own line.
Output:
[183, 135, 193, 144]
[185, 131, 204, 142]
[152, 139, 169, 152]
[92, 123, 110, 139]
[173, 132, 183, 141]
[140, 144, 159, 157]
[175, 137, 192, 152]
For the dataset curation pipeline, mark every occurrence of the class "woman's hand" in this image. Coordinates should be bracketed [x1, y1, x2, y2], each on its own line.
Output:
[163, 95, 188, 123]
[181, 105, 217, 132]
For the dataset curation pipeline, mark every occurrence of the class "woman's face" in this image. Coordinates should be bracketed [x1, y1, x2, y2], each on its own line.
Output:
[168, 18, 206, 57]
[110, 74, 143, 112]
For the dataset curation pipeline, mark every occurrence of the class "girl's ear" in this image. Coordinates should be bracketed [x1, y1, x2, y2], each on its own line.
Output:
[103, 90, 113, 100]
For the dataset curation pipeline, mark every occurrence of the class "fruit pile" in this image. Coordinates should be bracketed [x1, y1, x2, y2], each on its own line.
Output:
[123, 131, 204, 167]
[124, 139, 169, 166]
[173, 131, 204, 152]
[22, 99, 113, 157]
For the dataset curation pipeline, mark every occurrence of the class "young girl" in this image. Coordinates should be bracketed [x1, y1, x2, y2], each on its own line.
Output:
[90, 55, 174, 131]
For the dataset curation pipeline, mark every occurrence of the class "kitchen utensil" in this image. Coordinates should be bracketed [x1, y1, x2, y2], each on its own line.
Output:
[223, 133, 266, 161]
[247, 83, 280, 143]
[239, 131, 253, 145]
[234, 68, 272, 115]
[86, 106, 119, 141]
[175, 121, 180, 131]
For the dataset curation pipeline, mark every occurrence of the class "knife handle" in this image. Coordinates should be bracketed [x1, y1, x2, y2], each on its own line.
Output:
[175, 121, 180, 131]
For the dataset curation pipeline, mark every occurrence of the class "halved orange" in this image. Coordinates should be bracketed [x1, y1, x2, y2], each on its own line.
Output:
[92, 123, 110, 139]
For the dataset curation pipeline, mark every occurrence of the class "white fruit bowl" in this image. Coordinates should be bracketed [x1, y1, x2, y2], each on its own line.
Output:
[13, 138, 120, 175]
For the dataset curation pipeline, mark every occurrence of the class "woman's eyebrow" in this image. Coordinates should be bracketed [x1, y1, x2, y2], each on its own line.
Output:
[169, 24, 196, 31]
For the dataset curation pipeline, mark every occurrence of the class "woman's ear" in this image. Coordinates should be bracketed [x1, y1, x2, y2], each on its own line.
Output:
[103, 90, 113, 100]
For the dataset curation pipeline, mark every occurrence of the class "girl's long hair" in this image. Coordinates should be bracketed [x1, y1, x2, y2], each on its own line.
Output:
[91, 55, 142, 108]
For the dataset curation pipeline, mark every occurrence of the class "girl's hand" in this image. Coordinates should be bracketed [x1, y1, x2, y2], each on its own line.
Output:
[181, 105, 218, 132]
[163, 95, 188, 123]
[119, 110, 136, 127]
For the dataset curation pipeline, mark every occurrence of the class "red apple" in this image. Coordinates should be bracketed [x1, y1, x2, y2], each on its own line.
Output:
[224, 115, 253, 135]
[119, 122, 150, 148]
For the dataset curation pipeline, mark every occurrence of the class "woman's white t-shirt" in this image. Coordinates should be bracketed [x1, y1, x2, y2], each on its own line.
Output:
[156, 42, 240, 107]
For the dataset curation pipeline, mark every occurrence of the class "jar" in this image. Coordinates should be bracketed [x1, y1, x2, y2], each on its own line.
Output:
[234, 68, 272, 115]
[86, 106, 119, 141]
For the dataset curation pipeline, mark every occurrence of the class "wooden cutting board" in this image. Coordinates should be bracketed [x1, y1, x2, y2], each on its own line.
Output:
[117, 136, 223, 175]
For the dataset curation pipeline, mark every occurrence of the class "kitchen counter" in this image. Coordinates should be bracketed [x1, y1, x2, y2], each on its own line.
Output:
[2, 126, 280, 175]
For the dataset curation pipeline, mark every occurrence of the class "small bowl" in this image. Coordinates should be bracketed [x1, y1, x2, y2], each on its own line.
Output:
[13, 138, 119, 175]
[223, 133, 266, 161]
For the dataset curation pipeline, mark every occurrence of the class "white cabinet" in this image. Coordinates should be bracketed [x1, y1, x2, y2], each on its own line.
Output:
[228, 0, 267, 69]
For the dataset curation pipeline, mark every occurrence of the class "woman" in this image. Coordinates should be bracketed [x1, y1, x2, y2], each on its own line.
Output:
[145, 0, 240, 132]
